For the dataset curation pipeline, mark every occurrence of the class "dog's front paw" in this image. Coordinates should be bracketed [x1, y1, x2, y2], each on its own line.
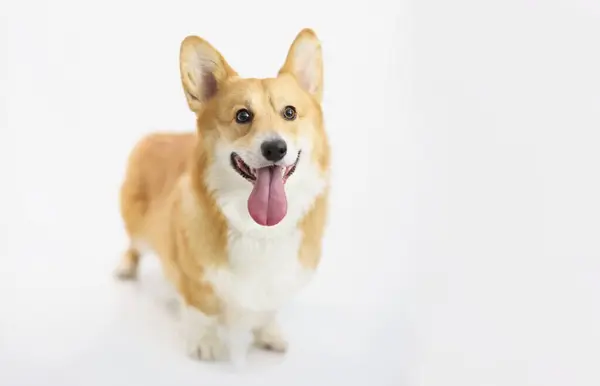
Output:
[181, 303, 228, 361]
[186, 333, 227, 361]
[254, 322, 288, 353]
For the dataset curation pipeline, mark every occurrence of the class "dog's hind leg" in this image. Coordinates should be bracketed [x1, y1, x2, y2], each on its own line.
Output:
[114, 244, 141, 280]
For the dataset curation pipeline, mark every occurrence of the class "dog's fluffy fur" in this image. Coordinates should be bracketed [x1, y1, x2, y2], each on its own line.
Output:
[115, 28, 331, 361]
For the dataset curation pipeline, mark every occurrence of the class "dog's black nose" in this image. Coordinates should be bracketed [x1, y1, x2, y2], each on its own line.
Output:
[261, 139, 287, 162]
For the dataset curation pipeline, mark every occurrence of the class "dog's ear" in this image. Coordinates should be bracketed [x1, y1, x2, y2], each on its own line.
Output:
[179, 36, 237, 113]
[279, 28, 324, 103]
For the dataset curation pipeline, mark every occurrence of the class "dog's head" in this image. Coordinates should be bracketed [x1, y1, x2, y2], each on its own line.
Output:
[180, 29, 330, 230]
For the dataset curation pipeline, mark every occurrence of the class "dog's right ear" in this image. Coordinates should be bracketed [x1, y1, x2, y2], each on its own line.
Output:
[279, 28, 324, 103]
[179, 36, 237, 113]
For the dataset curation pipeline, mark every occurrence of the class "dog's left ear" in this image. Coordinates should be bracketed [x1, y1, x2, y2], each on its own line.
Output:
[279, 28, 324, 103]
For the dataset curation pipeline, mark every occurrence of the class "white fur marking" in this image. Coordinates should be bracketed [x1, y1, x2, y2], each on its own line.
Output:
[206, 230, 314, 313]
[202, 125, 328, 360]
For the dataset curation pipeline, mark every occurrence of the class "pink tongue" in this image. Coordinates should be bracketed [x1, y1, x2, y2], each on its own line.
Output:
[247, 166, 287, 226]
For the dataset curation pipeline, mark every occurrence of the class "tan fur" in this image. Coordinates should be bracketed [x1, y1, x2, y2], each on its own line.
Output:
[116, 29, 330, 356]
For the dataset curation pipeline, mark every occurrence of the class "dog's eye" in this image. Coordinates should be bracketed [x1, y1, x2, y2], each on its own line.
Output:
[282, 106, 297, 121]
[235, 109, 253, 124]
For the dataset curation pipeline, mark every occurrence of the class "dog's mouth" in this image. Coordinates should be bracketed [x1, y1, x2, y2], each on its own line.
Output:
[230, 151, 300, 184]
[230, 151, 301, 227]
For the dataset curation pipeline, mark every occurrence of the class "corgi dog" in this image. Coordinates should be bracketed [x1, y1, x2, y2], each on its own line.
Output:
[115, 28, 331, 362]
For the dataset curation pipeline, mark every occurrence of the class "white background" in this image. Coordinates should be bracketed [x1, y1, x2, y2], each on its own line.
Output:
[1, 0, 599, 385]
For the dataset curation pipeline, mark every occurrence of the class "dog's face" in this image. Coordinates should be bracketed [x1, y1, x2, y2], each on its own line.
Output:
[180, 29, 330, 230]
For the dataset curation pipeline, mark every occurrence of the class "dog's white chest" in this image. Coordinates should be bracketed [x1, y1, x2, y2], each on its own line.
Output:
[205, 229, 313, 313]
